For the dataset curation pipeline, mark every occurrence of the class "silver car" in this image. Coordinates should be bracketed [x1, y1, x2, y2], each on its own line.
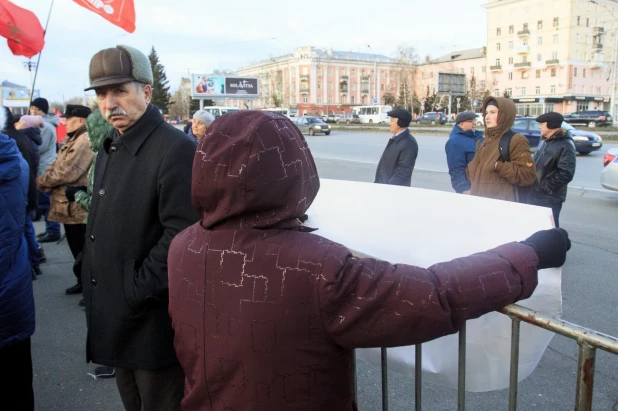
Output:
[601, 148, 618, 191]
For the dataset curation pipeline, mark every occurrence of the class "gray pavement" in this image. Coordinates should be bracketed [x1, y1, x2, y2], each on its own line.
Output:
[31, 156, 618, 410]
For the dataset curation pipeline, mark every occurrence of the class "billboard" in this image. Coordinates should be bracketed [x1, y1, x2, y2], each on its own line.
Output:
[192, 74, 259, 99]
[436, 72, 466, 95]
[2, 88, 40, 107]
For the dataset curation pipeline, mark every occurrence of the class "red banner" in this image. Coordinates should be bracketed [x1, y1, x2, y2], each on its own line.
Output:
[72, 0, 135, 33]
[0, 0, 45, 58]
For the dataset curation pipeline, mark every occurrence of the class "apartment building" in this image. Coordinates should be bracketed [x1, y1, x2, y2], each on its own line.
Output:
[485, 0, 618, 116]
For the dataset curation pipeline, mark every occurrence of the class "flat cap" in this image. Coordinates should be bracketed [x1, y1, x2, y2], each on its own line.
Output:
[61, 104, 92, 119]
[455, 111, 477, 123]
[535, 112, 564, 129]
[387, 108, 412, 124]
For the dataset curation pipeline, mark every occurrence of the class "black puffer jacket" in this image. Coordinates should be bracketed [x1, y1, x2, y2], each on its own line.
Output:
[529, 129, 576, 205]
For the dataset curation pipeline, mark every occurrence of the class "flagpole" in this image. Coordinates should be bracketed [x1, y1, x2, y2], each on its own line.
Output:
[29, 0, 55, 105]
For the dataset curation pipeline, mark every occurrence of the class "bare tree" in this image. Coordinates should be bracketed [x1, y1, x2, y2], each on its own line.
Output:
[394, 45, 420, 113]
[50, 101, 64, 113]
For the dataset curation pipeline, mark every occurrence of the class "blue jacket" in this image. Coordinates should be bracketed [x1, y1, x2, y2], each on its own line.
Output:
[445, 124, 483, 193]
[0, 134, 35, 349]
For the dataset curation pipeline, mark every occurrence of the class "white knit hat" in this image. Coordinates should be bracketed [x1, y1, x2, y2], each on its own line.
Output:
[193, 110, 215, 127]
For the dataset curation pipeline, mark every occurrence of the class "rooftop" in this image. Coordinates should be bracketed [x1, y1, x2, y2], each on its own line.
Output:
[431, 47, 486, 63]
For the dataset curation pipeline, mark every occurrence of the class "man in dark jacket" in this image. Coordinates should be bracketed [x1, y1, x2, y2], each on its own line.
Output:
[167, 111, 571, 411]
[374, 108, 418, 186]
[445, 111, 484, 193]
[527, 112, 576, 227]
[76, 45, 199, 410]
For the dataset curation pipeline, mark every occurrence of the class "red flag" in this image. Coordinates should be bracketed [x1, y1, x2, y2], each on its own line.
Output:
[54, 108, 67, 143]
[0, 0, 45, 58]
[72, 0, 135, 33]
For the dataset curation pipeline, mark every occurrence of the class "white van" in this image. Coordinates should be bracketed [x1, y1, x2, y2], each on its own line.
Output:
[203, 106, 240, 118]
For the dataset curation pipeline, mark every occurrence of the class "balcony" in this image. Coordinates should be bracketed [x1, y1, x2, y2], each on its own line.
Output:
[589, 54, 604, 69]
[340, 88, 349, 93]
[516, 45, 529, 54]
[593, 26, 605, 36]
[340, 75, 349, 80]
[300, 74, 309, 80]
[361, 88, 370, 93]
[545, 59, 559, 65]
[490, 65, 502, 71]
[517, 29, 530, 37]
[592, 43, 603, 52]
[300, 87, 309, 93]
[514, 62, 531, 68]
[361, 76, 370, 80]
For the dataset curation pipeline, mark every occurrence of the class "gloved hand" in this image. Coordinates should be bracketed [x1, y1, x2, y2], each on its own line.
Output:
[522, 228, 571, 269]
[65, 185, 87, 202]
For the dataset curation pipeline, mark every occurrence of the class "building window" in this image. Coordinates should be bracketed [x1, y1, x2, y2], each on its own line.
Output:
[352, 83, 356, 91]
[471, 67, 475, 74]
[574, 68, 578, 77]
[317, 96, 322, 104]
[351, 96, 355, 104]
[523, 23, 529, 30]
[522, 71, 529, 79]
[552, 51, 558, 59]
[317, 67, 322, 76]
[318, 83, 322, 89]
[536, 86, 541, 94]
[521, 87, 527, 95]
[361, 70, 365, 76]
[496, 58, 501, 66]
[551, 68, 556, 77]
[553, 34, 558, 44]
[341, 68, 346, 74]
[381, 84, 385, 91]
[509, 41, 513, 49]
[583, 68, 586, 78]
[303, 96, 308, 103]
[596, 86, 601, 94]
[509, 25, 514, 34]
[586, 17, 589, 27]
[507, 88, 512, 96]
[576, 33, 580, 43]
[509, 72, 513, 80]
[351, 69, 355, 76]
[482, 66, 486, 72]
[550, 85, 556, 94]
[328, 96, 333, 103]
[538, 20, 543, 29]
[576, 50, 580, 59]
[494, 89, 500, 97]
[537, 54, 542, 62]
[460, 68, 465, 74]
[553, 17, 559, 27]
[536, 69, 541, 78]
[481, 80, 486, 88]
[328, 67, 333, 76]
[430, 72, 434, 78]
[341, 95, 347, 104]
[497, 28, 502, 35]
[538, 37, 543, 45]
[577, 16, 580, 25]
[328, 81, 332, 90]
[523, 55, 528, 63]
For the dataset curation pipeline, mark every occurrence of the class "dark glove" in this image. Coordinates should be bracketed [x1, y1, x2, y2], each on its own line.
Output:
[522, 228, 571, 270]
[65, 185, 87, 202]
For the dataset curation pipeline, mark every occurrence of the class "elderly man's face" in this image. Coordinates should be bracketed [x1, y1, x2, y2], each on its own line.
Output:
[459, 119, 476, 132]
[95, 82, 152, 133]
[64, 116, 84, 134]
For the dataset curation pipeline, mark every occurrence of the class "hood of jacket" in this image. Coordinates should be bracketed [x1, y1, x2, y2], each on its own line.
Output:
[85, 109, 112, 152]
[43, 112, 59, 127]
[482, 96, 516, 140]
[193, 110, 320, 230]
[22, 127, 42, 146]
[0, 134, 21, 183]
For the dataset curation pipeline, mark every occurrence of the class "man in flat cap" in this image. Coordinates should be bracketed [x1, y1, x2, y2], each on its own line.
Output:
[527, 112, 576, 227]
[75, 45, 199, 410]
[37, 104, 94, 294]
[374, 108, 418, 186]
[445, 111, 484, 193]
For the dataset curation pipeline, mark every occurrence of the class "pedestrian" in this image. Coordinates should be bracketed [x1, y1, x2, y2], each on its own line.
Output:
[37, 104, 94, 296]
[527, 112, 576, 227]
[374, 108, 418, 186]
[30, 97, 62, 243]
[2, 108, 42, 279]
[187, 109, 215, 143]
[445, 111, 484, 193]
[0, 108, 36, 411]
[167, 110, 571, 411]
[75, 45, 199, 411]
[466, 97, 536, 201]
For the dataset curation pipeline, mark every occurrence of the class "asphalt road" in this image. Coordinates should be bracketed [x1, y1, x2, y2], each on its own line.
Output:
[31, 144, 618, 410]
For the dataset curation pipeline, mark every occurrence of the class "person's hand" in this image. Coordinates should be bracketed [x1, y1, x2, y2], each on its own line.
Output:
[65, 185, 87, 202]
[522, 228, 571, 269]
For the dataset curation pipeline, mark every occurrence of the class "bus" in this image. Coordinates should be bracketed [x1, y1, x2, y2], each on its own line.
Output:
[352, 105, 392, 124]
[203, 106, 240, 118]
[260, 107, 297, 118]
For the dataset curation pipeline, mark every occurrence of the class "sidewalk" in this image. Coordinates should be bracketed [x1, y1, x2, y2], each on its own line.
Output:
[30, 221, 122, 410]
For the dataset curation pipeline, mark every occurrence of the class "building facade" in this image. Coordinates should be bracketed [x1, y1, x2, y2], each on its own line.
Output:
[485, 0, 618, 116]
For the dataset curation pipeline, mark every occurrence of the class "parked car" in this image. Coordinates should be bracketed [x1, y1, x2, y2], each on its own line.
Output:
[337, 113, 360, 124]
[564, 110, 613, 128]
[416, 112, 447, 125]
[601, 148, 618, 191]
[324, 114, 340, 123]
[295, 116, 331, 136]
[511, 117, 603, 154]
[475, 113, 484, 126]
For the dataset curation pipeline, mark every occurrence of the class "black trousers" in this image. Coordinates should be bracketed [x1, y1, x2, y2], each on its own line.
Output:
[0, 338, 34, 411]
[551, 202, 563, 228]
[64, 224, 86, 282]
[115, 365, 185, 411]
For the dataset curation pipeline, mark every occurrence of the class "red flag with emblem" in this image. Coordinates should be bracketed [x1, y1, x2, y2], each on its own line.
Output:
[72, 0, 135, 33]
[0, 0, 45, 58]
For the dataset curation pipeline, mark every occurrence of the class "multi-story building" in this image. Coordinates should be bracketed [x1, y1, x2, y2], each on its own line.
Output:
[485, 0, 618, 116]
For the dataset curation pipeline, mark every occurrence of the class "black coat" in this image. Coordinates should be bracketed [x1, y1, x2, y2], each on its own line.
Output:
[2, 126, 37, 213]
[529, 129, 576, 205]
[78, 105, 199, 370]
[374, 128, 418, 186]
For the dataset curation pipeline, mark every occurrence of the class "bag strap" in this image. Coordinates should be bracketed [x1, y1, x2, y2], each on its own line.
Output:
[499, 129, 516, 162]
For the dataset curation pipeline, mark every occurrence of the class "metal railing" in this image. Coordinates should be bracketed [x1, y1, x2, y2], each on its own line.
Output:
[359, 303, 618, 411]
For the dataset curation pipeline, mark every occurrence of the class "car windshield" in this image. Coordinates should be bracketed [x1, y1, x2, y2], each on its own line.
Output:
[307, 118, 321, 124]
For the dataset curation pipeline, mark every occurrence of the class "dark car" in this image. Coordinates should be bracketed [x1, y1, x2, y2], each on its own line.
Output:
[416, 112, 447, 125]
[564, 110, 613, 127]
[295, 116, 331, 136]
[511, 117, 603, 154]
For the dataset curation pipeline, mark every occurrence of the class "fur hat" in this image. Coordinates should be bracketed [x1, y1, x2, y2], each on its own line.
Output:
[85, 44, 153, 91]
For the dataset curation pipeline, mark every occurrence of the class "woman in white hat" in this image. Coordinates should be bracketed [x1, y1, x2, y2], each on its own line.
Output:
[189, 110, 215, 143]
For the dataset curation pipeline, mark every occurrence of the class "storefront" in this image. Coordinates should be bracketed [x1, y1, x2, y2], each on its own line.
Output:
[511, 96, 610, 115]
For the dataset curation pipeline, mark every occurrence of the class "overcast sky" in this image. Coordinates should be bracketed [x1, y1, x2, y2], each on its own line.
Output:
[2, 0, 488, 104]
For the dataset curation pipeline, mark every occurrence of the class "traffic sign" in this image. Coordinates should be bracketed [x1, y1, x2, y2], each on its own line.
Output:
[373, 97, 378, 104]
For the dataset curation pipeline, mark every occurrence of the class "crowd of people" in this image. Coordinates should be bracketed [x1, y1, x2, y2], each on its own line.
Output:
[0, 44, 575, 411]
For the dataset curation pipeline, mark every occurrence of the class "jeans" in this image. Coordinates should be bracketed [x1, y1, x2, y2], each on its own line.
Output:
[37, 190, 61, 237]
[24, 214, 40, 269]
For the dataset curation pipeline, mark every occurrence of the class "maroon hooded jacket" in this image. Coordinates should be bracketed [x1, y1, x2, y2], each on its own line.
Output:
[168, 110, 540, 411]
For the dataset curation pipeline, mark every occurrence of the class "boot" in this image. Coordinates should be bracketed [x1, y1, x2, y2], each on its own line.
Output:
[33, 266, 42, 276]
[38, 247, 46, 263]
[65, 283, 83, 295]
[31, 269, 38, 281]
